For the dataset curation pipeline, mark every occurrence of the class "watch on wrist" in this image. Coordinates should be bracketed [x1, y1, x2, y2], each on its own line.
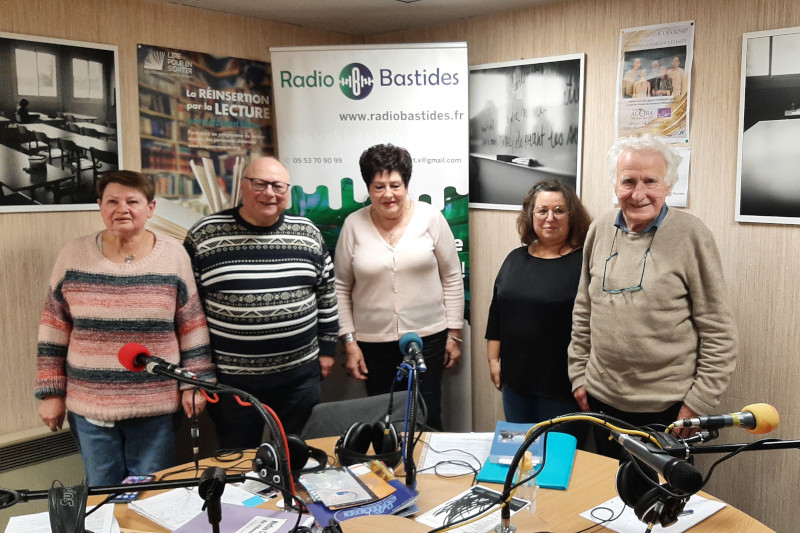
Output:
[339, 332, 355, 344]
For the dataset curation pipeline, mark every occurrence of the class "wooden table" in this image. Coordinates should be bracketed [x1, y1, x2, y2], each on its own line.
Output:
[74, 122, 117, 140]
[21, 123, 118, 154]
[109, 435, 773, 533]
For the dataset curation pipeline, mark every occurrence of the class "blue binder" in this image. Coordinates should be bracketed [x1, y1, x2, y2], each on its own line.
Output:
[477, 431, 577, 490]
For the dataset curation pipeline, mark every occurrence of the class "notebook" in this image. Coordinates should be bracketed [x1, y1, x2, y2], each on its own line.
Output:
[477, 431, 577, 490]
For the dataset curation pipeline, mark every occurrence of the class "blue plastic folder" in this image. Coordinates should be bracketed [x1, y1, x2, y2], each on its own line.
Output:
[477, 431, 577, 490]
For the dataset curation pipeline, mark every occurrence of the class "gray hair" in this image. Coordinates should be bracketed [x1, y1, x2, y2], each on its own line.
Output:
[606, 134, 682, 189]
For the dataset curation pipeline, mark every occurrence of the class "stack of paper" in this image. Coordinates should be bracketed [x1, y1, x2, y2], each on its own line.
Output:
[129, 484, 268, 531]
[4, 504, 117, 533]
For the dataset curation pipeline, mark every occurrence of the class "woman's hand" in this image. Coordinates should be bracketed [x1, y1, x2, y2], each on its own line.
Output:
[444, 339, 461, 369]
[488, 359, 502, 390]
[487, 339, 501, 389]
[181, 389, 207, 418]
[39, 396, 66, 431]
[573, 386, 590, 411]
[344, 342, 368, 380]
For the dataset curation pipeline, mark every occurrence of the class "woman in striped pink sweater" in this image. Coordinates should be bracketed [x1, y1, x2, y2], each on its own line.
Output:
[35, 171, 214, 485]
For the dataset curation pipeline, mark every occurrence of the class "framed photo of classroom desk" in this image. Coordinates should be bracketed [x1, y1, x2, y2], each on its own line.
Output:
[0, 32, 121, 212]
[736, 26, 800, 225]
[468, 54, 585, 210]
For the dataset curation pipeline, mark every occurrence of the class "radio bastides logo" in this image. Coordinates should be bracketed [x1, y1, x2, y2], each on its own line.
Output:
[278, 60, 459, 100]
[338, 63, 374, 100]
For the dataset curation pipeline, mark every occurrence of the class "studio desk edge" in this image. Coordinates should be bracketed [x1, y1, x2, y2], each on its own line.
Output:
[107, 434, 773, 533]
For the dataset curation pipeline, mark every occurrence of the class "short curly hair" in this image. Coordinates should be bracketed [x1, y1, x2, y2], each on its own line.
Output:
[606, 134, 682, 189]
[359, 143, 412, 187]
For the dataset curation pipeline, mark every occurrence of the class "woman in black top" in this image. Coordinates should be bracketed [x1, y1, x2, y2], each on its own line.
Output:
[486, 180, 591, 446]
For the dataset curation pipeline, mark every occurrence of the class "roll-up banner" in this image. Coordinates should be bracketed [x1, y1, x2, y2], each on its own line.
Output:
[271, 43, 471, 430]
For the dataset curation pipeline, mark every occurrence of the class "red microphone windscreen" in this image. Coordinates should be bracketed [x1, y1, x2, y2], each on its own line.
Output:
[743, 403, 780, 434]
[118, 343, 150, 372]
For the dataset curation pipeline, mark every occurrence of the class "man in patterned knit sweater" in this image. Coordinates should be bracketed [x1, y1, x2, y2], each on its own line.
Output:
[184, 157, 339, 449]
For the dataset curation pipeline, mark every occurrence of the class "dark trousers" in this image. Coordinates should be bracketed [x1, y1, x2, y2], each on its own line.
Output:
[587, 393, 682, 460]
[208, 373, 321, 450]
[359, 330, 447, 431]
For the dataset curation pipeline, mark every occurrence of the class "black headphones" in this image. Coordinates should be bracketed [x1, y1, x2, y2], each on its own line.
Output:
[335, 419, 402, 468]
[615, 459, 689, 527]
[254, 434, 328, 481]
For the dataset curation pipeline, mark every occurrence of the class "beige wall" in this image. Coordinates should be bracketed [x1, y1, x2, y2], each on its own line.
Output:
[369, 1, 800, 530]
[2, 0, 799, 530]
[0, 0, 358, 439]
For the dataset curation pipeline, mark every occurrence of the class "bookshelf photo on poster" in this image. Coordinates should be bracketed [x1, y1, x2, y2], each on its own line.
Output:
[136, 44, 274, 221]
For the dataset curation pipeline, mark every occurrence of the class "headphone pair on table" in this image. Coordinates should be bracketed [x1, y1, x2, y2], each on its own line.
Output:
[334, 419, 402, 468]
[253, 434, 329, 481]
[615, 459, 689, 527]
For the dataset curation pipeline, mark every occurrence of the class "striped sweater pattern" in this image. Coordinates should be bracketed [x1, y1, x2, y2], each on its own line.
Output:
[35, 232, 214, 422]
[184, 209, 339, 378]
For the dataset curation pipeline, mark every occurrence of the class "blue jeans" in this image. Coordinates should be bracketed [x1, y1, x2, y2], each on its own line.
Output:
[67, 412, 178, 485]
[502, 387, 588, 449]
[208, 373, 321, 450]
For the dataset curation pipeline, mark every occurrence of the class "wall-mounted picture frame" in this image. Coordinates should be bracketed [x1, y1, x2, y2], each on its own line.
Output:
[0, 31, 121, 213]
[468, 54, 585, 210]
[736, 25, 800, 224]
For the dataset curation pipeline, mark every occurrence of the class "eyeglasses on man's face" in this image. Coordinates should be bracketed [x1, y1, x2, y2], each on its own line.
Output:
[533, 206, 569, 220]
[243, 177, 289, 194]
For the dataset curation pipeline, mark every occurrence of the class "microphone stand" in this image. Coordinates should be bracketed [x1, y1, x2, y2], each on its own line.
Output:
[0, 474, 248, 508]
[397, 357, 422, 489]
[143, 369, 296, 509]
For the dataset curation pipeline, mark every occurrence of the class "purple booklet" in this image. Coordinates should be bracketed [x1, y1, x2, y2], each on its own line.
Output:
[173, 503, 311, 533]
[305, 479, 418, 525]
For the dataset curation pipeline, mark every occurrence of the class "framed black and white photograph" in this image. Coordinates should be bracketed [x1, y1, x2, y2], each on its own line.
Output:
[0, 32, 120, 213]
[736, 26, 800, 224]
[468, 54, 585, 210]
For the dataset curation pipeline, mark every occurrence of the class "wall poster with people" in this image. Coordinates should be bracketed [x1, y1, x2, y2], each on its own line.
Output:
[0, 31, 120, 212]
[736, 25, 800, 224]
[136, 44, 274, 219]
[616, 21, 694, 143]
[270, 43, 471, 430]
[468, 54, 585, 210]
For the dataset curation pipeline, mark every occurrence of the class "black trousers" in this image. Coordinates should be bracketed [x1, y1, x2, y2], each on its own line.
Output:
[587, 393, 682, 461]
[359, 330, 447, 431]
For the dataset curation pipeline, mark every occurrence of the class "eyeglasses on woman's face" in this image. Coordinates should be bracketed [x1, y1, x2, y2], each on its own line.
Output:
[243, 177, 289, 194]
[533, 206, 569, 220]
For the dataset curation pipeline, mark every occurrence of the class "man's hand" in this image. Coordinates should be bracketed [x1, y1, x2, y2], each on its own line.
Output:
[573, 386, 590, 411]
[319, 355, 334, 379]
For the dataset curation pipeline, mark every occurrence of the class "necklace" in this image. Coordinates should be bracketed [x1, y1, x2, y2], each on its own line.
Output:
[372, 200, 411, 247]
[124, 254, 135, 264]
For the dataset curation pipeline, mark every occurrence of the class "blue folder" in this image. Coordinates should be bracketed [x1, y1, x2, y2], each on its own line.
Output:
[476, 431, 577, 490]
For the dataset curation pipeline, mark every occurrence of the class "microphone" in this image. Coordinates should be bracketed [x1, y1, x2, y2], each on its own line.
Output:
[671, 403, 780, 434]
[398, 332, 426, 372]
[117, 343, 196, 380]
[610, 429, 703, 494]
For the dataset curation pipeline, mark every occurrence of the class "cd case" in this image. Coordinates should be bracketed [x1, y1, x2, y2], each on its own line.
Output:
[298, 467, 377, 510]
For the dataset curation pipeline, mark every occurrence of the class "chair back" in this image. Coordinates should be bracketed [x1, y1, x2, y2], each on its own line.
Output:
[300, 391, 414, 440]
[34, 131, 50, 144]
[68, 123, 80, 134]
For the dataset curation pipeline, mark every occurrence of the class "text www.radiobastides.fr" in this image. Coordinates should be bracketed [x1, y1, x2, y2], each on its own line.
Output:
[339, 109, 465, 122]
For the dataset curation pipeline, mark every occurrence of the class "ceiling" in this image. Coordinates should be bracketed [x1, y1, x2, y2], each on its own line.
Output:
[153, 0, 557, 37]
